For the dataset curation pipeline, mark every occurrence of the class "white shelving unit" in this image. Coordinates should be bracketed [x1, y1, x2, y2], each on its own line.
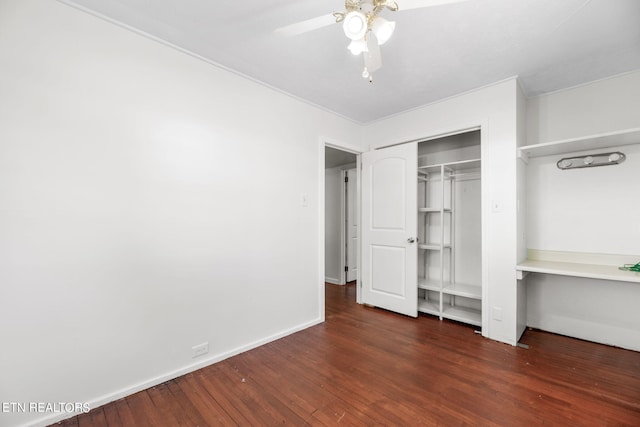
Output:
[516, 125, 640, 351]
[417, 158, 482, 327]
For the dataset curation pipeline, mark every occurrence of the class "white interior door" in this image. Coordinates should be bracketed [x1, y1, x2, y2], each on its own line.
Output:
[362, 142, 418, 317]
[346, 168, 358, 282]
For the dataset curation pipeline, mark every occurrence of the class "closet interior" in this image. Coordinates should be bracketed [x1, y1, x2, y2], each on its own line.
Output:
[417, 130, 482, 326]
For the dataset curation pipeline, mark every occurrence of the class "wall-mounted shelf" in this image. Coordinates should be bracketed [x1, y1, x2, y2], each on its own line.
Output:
[519, 127, 640, 160]
[516, 250, 640, 283]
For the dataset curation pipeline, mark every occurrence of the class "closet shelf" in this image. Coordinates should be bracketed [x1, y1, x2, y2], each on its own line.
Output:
[442, 305, 482, 326]
[442, 282, 482, 299]
[418, 300, 440, 316]
[419, 243, 452, 251]
[519, 127, 640, 159]
[418, 207, 451, 213]
[418, 279, 441, 292]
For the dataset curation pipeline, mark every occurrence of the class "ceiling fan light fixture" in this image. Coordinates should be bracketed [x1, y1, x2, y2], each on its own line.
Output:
[348, 39, 368, 55]
[371, 17, 395, 45]
[343, 11, 368, 40]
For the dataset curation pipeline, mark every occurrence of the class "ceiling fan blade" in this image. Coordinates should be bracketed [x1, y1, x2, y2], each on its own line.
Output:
[274, 14, 337, 37]
[397, 0, 471, 11]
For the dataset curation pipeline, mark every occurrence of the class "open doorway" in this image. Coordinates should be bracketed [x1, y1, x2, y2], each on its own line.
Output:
[324, 146, 359, 302]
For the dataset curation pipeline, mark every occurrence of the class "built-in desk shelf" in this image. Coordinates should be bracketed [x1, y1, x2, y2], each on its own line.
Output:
[516, 250, 640, 283]
[519, 127, 640, 160]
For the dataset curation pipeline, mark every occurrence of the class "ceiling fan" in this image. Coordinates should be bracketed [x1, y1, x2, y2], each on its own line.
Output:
[275, 0, 470, 82]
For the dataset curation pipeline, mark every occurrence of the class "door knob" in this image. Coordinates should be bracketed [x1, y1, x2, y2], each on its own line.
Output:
[407, 237, 416, 243]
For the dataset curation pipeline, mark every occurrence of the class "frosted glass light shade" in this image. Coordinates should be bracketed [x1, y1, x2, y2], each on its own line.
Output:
[371, 17, 395, 45]
[348, 39, 368, 55]
[343, 11, 368, 40]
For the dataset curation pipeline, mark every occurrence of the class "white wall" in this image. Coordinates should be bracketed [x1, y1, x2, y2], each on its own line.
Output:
[0, 1, 361, 426]
[527, 70, 640, 144]
[526, 143, 640, 255]
[524, 71, 640, 351]
[364, 79, 523, 346]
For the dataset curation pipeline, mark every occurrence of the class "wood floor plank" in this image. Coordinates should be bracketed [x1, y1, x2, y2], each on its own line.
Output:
[178, 372, 238, 426]
[101, 403, 121, 427]
[120, 391, 157, 427]
[164, 379, 216, 427]
[112, 399, 136, 427]
[229, 352, 318, 424]
[146, 383, 190, 427]
[49, 283, 640, 426]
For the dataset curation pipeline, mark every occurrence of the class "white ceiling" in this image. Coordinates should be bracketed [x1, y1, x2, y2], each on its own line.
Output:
[61, 0, 640, 123]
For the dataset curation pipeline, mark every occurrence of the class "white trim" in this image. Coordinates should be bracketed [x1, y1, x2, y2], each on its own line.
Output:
[479, 121, 490, 339]
[371, 122, 483, 151]
[20, 318, 323, 427]
[325, 276, 343, 285]
[320, 137, 364, 307]
[356, 160, 362, 304]
[324, 138, 364, 154]
[318, 139, 327, 322]
[339, 169, 348, 285]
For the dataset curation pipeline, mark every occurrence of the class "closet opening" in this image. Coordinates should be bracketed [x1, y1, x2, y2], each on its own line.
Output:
[417, 130, 482, 327]
[359, 127, 484, 330]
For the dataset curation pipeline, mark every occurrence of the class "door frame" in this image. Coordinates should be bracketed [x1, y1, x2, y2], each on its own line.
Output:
[344, 168, 358, 283]
[319, 137, 364, 321]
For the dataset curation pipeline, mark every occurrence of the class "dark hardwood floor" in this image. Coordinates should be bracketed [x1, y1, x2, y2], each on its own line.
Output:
[55, 283, 640, 426]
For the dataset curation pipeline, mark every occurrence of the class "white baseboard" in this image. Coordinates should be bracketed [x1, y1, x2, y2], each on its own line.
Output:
[21, 317, 324, 427]
[325, 276, 343, 285]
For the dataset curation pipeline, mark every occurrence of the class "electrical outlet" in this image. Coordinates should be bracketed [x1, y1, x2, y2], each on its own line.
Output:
[192, 342, 209, 358]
